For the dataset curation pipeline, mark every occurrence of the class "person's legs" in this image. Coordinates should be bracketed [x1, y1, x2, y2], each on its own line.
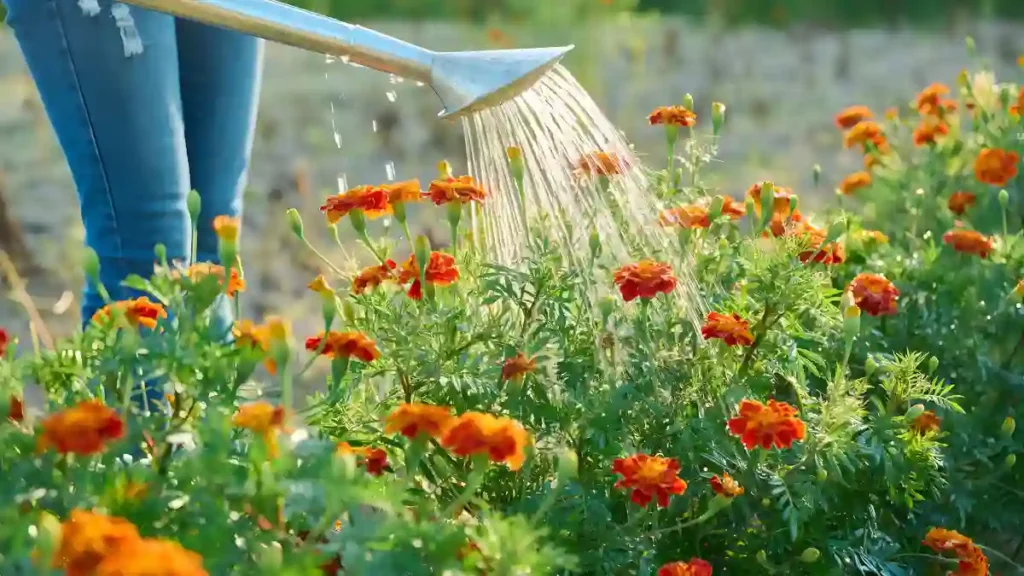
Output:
[175, 21, 264, 264]
[3, 0, 191, 324]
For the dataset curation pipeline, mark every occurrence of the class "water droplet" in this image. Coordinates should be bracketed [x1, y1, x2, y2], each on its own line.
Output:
[386, 91, 397, 102]
[334, 132, 342, 148]
[385, 162, 395, 180]
[372, 120, 378, 132]
[415, 81, 426, 87]
[337, 174, 347, 193]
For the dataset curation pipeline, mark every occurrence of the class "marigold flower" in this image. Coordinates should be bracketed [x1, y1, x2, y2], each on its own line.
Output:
[8, 394, 24, 422]
[38, 400, 125, 455]
[92, 297, 167, 330]
[308, 274, 333, 296]
[853, 229, 889, 244]
[1010, 86, 1024, 115]
[839, 171, 872, 195]
[915, 83, 950, 115]
[352, 259, 398, 295]
[727, 399, 807, 450]
[501, 352, 537, 381]
[304, 330, 380, 363]
[427, 175, 487, 205]
[947, 191, 977, 215]
[612, 454, 687, 508]
[385, 403, 455, 440]
[1015, 279, 1024, 299]
[212, 215, 240, 243]
[320, 185, 392, 224]
[848, 273, 899, 316]
[397, 251, 459, 300]
[792, 221, 846, 265]
[612, 260, 677, 302]
[923, 528, 989, 576]
[843, 121, 888, 152]
[659, 205, 710, 229]
[178, 263, 245, 296]
[709, 472, 744, 498]
[911, 410, 941, 435]
[649, 105, 697, 127]
[53, 510, 141, 576]
[440, 412, 531, 470]
[575, 151, 631, 177]
[701, 311, 754, 346]
[974, 147, 1019, 186]
[834, 105, 873, 129]
[232, 320, 276, 374]
[337, 442, 389, 476]
[943, 228, 994, 258]
[657, 558, 713, 576]
[717, 195, 746, 219]
[381, 179, 425, 204]
[0, 327, 9, 357]
[232, 401, 287, 458]
[95, 537, 207, 576]
[746, 182, 801, 236]
[912, 119, 949, 146]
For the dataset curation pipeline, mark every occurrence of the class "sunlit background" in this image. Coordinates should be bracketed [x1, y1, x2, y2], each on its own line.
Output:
[0, 0, 1021, 344]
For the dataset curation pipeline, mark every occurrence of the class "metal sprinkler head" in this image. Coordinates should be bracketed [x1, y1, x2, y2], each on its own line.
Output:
[118, 0, 573, 117]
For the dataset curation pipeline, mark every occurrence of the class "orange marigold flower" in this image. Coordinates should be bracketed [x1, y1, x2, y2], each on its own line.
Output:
[717, 195, 746, 219]
[911, 410, 941, 435]
[1015, 279, 1024, 299]
[53, 510, 142, 576]
[382, 179, 425, 204]
[649, 105, 697, 127]
[843, 121, 888, 152]
[943, 229, 994, 258]
[308, 274, 333, 296]
[95, 538, 207, 576]
[853, 229, 889, 244]
[727, 399, 807, 450]
[612, 260, 677, 302]
[974, 147, 1019, 186]
[212, 215, 240, 243]
[923, 528, 989, 576]
[839, 171, 872, 195]
[1010, 86, 1024, 115]
[397, 251, 459, 300]
[612, 454, 687, 508]
[746, 182, 801, 236]
[8, 394, 24, 423]
[427, 175, 487, 205]
[835, 105, 873, 129]
[0, 326, 9, 357]
[915, 83, 950, 115]
[709, 472, 744, 498]
[848, 273, 899, 316]
[385, 403, 455, 440]
[659, 205, 710, 229]
[947, 191, 977, 215]
[657, 558, 713, 576]
[575, 151, 631, 177]
[232, 320, 276, 375]
[701, 311, 754, 346]
[92, 297, 167, 330]
[38, 400, 125, 455]
[912, 119, 949, 146]
[232, 401, 287, 458]
[792, 221, 846, 265]
[304, 330, 380, 363]
[441, 412, 531, 471]
[337, 442, 389, 476]
[179, 263, 246, 296]
[501, 352, 537, 381]
[320, 185, 391, 224]
[352, 259, 398, 295]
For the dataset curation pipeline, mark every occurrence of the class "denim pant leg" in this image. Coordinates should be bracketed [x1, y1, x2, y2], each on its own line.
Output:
[3, 0, 191, 325]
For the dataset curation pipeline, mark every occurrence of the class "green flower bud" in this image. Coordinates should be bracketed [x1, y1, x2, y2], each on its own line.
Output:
[82, 247, 101, 284]
[761, 497, 771, 508]
[341, 299, 357, 323]
[711, 101, 726, 135]
[589, 228, 602, 259]
[927, 356, 939, 373]
[708, 196, 724, 220]
[812, 164, 822, 187]
[999, 189, 1010, 208]
[286, 208, 304, 240]
[905, 404, 926, 420]
[35, 511, 62, 565]
[965, 36, 976, 55]
[254, 541, 283, 571]
[816, 467, 828, 482]
[1002, 416, 1016, 438]
[348, 208, 367, 237]
[1005, 453, 1017, 469]
[597, 296, 616, 323]
[437, 160, 452, 179]
[507, 146, 525, 184]
[187, 189, 202, 223]
[800, 547, 821, 563]
[756, 550, 768, 563]
[682, 93, 694, 110]
[865, 357, 878, 378]
[557, 449, 579, 481]
[154, 243, 167, 265]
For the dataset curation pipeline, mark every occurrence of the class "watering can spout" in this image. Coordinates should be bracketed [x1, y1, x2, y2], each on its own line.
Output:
[117, 0, 573, 119]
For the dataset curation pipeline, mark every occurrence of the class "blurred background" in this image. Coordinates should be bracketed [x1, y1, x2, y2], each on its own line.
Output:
[0, 0, 1021, 346]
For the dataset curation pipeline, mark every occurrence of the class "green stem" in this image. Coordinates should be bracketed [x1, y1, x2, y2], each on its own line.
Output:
[442, 458, 487, 518]
[400, 220, 416, 257]
[303, 238, 346, 276]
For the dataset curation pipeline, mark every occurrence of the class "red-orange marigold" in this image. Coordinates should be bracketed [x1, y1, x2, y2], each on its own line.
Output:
[8, 394, 24, 423]
[700, 311, 754, 346]
[0, 326, 9, 357]
[947, 191, 977, 215]
[839, 171, 872, 195]
[943, 229, 994, 258]
[843, 121, 888, 152]
[38, 400, 125, 455]
[834, 105, 873, 129]
[848, 272, 899, 316]
[94, 538, 207, 576]
[612, 454, 687, 508]
[717, 195, 746, 219]
[427, 175, 487, 205]
[397, 251, 459, 300]
[320, 185, 391, 223]
[385, 403, 455, 440]
[792, 221, 846, 266]
[575, 151, 631, 177]
[709, 472, 744, 498]
[923, 528, 989, 576]
[181, 263, 246, 297]
[657, 558, 713, 576]
[92, 297, 167, 330]
[911, 410, 941, 435]
[649, 105, 697, 127]
[659, 205, 710, 229]
[612, 260, 677, 302]
[915, 82, 950, 115]
[304, 330, 380, 363]
[337, 442, 389, 476]
[727, 399, 807, 450]
[381, 179, 425, 204]
[352, 259, 398, 295]
[912, 119, 949, 146]
[501, 352, 537, 381]
[53, 509, 142, 576]
[974, 147, 1019, 186]
[440, 412, 531, 471]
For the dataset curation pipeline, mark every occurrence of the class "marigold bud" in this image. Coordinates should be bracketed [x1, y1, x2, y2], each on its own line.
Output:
[816, 467, 828, 482]
[1005, 453, 1017, 469]
[254, 541, 283, 571]
[927, 356, 939, 373]
[965, 36, 976, 55]
[756, 550, 768, 564]
[800, 547, 821, 563]
[905, 404, 926, 420]
[865, 357, 878, 378]
[711, 101, 726, 135]
[708, 196, 724, 220]
[589, 228, 602, 258]
[154, 243, 167, 264]
[187, 189, 202, 223]
[437, 160, 452, 179]
[507, 146, 525, 184]
[999, 189, 1010, 208]
[683, 93, 694, 110]
[286, 208, 304, 240]
[34, 511, 61, 565]
[1002, 416, 1016, 438]
[341, 299, 357, 323]
[82, 247, 101, 284]
[557, 448, 578, 481]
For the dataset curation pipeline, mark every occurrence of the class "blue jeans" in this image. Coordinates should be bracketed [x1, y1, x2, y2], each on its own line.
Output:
[3, 0, 264, 326]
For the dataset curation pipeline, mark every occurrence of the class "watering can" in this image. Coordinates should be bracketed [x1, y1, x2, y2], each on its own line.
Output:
[118, 0, 574, 119]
